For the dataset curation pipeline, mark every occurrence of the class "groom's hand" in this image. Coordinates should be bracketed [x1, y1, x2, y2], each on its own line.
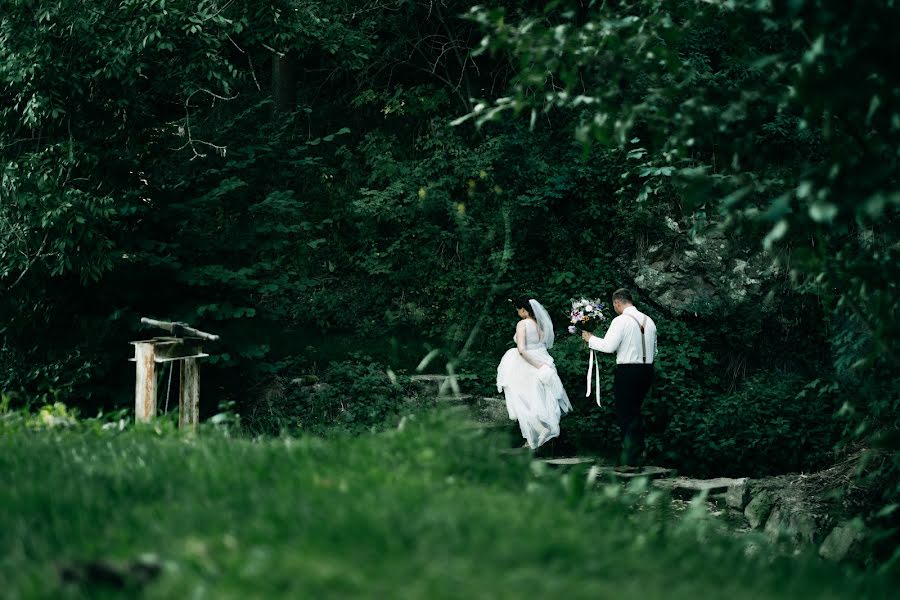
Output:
[581, 331, 593, 342]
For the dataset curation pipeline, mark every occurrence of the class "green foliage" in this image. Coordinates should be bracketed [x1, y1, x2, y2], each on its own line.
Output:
[546, 315, 837, 477]
[243, 360, 410, 437]
[1, 419, 896, 597]
[662, 374, 838, 477]
[464, 0, 899, 400]
[1, 1, 896, 562]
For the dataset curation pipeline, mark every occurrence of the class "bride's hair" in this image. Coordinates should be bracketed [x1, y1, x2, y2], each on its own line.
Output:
[514, 296, 535, 317]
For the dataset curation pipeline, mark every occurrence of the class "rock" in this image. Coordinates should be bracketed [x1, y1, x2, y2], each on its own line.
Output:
[762, 500, 830, 545]
[763, 505, 786, 539]
[725, 479, 750, 510]
[819, 521, 867, 562]
[744, 491, 776, 529]
[709, 492, 729, 508]
[787, 510, 825, 545]
[629, 217, 778, 316]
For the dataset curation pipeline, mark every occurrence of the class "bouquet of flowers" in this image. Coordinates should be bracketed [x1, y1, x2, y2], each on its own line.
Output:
[567, 297, 608, 334]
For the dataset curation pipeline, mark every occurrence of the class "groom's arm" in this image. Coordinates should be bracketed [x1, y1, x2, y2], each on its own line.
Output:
[587, 318, 623, 354]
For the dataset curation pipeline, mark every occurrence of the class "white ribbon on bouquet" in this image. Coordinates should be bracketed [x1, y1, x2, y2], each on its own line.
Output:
[586, 349, 601, 406]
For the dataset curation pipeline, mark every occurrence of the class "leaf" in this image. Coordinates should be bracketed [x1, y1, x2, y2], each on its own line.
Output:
[809, 202, 837, 223]
[416, 349, 441, 373]
[763, 220, 788, 250]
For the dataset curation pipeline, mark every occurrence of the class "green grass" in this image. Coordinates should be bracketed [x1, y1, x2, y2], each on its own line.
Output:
[0, 412, 893, 599]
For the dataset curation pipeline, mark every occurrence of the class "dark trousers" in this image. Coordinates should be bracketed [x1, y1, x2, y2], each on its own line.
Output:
[614, 364, 654, 466]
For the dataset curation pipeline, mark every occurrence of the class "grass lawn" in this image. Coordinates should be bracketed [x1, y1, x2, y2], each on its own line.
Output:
[0, 411, 893, 599]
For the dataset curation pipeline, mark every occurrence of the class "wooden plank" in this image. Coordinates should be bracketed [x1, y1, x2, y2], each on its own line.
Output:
[129, 337, 203, 361]
[154, 353, 209, 364]
[134, 343, 157, 423]
[179, 357, 200, 434]
[140, 318, 220, 341]
[127, 353, 209, 364]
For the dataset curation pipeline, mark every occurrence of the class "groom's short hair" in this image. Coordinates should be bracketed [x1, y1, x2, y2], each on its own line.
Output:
[612, 288, 634, 304]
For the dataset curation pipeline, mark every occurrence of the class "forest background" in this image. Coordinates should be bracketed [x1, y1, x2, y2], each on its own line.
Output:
[1, 0, 898, 569]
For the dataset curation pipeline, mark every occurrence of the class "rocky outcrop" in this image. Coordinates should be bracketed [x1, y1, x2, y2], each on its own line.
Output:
[655, 471, 866, 563]
[629, 220, 778, 316]
[538, 455, 872, 564]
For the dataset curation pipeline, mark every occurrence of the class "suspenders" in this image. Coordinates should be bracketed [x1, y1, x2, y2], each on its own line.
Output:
[625, 313, 648, 364]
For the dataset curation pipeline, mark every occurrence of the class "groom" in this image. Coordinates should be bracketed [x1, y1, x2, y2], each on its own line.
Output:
[581, 288, 658, 466]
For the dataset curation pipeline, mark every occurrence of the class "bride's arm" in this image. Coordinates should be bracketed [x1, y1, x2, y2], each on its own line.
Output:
[516, 320, 546, 369]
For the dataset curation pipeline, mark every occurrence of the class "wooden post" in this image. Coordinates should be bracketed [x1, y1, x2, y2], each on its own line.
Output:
[179, 357, 200, 433]
[133, 319, 216, 429]
[134, 342, 157, 423]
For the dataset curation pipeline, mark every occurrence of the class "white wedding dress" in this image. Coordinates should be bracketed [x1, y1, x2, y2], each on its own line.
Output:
[496, 317, 572, 449]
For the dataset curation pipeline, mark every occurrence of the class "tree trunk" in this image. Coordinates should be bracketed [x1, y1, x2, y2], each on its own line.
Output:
[272, 52, 297, 114]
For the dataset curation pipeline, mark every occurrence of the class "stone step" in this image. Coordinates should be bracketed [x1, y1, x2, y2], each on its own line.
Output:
[653, 477, 747, 499]
[435, 393, 474, 403]
[540, 457, 596, 467]
[472, 397, 509, 425]
[408, 374, 447, 383]
[409, 374, 479, 394]
[588, 465, 677, 481]
[538, 460, 677, 482]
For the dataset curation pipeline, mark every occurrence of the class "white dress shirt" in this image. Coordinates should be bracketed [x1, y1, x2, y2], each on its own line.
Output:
[588, 306, 658, 364]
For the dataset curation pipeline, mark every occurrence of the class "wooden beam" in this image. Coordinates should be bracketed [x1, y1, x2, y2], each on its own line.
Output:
[140, 318, 220, 341]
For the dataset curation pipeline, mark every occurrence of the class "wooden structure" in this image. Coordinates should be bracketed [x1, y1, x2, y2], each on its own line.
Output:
[130, 318, 219, 432]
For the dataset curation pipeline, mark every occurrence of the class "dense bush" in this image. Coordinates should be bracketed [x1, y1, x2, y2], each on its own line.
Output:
[242, 360, 412, 437]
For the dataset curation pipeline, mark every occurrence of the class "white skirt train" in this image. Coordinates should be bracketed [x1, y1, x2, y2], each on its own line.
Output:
[496, 348, 572, 449]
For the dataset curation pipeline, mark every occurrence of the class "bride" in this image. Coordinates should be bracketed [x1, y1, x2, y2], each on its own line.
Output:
[496, 297, 572, 449]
